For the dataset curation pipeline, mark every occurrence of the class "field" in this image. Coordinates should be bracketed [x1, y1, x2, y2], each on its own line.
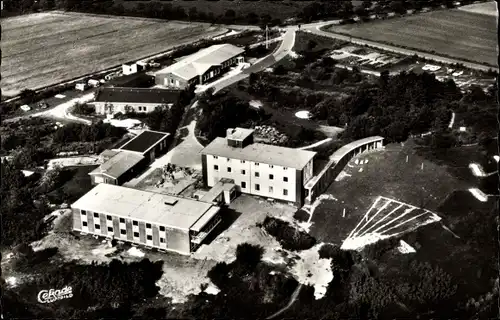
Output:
[458, 1, 497, 16]
[330, 8, 497, 66]
[1, 12, 225, 96]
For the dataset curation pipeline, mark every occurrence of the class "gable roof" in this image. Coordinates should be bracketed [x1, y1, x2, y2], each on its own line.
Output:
[89, 151, 144, 179]
[156, 44, 245, 80]
[94, 87, 181, 104]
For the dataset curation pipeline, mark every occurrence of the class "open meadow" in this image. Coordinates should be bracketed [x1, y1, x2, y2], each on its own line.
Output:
[330, 8, 497, 66]
[1, 12, 226, 96]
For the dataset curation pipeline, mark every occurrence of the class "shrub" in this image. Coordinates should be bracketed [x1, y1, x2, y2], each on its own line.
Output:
[362, 237, 399, 260]
[261, 216, 316, 251]
[293, 209, 310, 222]
[235, 243, 264, 271]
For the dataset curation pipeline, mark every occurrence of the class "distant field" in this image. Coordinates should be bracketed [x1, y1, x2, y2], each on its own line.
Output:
[1, 12, 225, 96]
[330, 8, 497, 66]
[458, 1, 497, 16]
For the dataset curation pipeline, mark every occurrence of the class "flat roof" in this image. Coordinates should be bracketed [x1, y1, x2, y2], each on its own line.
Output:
[202, 138, 316, 170]
[227, 127, 254, 141]
[71, 184, 220, 231]
[330, 136, 384, 163]
[190, 206, 221, 233]
[90, 151, 144, 179]
[94, 87, 181, 104]
[119, 130, 170, 154]
[156, 44, 245, 80]
[200, 178, 236, 203]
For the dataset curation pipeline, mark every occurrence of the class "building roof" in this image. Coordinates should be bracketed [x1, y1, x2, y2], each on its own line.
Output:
[330, 136, 384, 163]
[156, 44, 245, 81]
[99, 149, 120, 160]
[227, 127, 254, 141]
[119, 130, 170, 154]
[94, 87, 181, 104]
[71, 184, 221, 231]
[202, 138, 316, 170]
[89, 151, 144, 179]
[200, 178, 236, 204]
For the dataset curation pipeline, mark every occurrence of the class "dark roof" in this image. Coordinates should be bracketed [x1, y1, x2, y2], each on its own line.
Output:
[94, 87, 181, 104]
[119, 130, 170, 154]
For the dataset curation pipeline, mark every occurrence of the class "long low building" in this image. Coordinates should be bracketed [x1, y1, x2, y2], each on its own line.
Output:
[93, 87, 181, 115]
[72, 184, 223, 254]
[201, 128, 316, 207]
[154, 44, 245, 89]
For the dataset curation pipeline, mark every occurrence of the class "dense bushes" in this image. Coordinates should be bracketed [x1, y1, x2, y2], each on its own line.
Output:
[52, 122, 126, 144]
[72, 102, 95, 116]
[293, 209, 310, 222]
[196, 89, 269, 143]
[260, 216, 316, 251]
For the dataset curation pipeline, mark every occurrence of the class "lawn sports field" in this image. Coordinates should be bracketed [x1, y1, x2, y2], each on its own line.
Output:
[330, 8, 497, 67]
[1, 12, 225, 96]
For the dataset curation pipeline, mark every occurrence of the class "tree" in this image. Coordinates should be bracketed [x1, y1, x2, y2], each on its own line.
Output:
[307, 40, 318, 52]
[188, 7, 198, 19]
[39, 0, 55, 10]
[235, 243, 264, 271]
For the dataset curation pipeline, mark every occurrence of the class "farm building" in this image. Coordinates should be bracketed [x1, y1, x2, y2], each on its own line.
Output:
[89, 130, 170, 185]
[201, 128, 316, 207]
[154, 44, 245, 89]
[71, 183, 223, 254]
[93, 87, 181, 115]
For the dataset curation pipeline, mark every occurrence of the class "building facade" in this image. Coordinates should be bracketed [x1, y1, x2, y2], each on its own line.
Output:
[92, 87, 181, 115]
[155, 44, 245, 89]
[72, 184, 223, 254]
[201, 128, 316, 207]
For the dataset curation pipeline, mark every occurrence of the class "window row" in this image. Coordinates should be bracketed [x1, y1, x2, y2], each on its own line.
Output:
[81, 212, 166, 231]
[213, 166, 289, 181]
[81, 222, 166, 243]
[137, 106, 148, 112]
[211, 156, 287, 170]
[240, 182, 288, 195]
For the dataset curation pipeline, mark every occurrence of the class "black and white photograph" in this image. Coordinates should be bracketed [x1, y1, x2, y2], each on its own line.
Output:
[1, 0, 498, 319]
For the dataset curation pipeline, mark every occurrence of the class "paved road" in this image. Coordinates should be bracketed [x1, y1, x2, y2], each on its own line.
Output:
[305, 23, 497, 72]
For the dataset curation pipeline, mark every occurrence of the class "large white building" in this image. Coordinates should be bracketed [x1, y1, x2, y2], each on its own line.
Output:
[201, 128, 316, 207]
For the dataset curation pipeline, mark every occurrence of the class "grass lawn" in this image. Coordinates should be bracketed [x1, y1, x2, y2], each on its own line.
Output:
[330, 8, 496, 66]
[309, 140, 469, 245]
[1, 12, 225, 96]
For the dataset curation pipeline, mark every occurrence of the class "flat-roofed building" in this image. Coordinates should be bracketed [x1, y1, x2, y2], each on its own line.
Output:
[93, 87, 181, 115]
[154, 44, 245, 89]
[201, 128, 316, 207]
[71, 184, 223, 254]
[90, 130, 170, 186]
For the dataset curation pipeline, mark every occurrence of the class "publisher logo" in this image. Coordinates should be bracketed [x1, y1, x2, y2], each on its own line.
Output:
[37, 286, 73, 304]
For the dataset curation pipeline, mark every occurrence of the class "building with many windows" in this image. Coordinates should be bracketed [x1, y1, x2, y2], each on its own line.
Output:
[71, 184, 223, 254]
[201, 128, 316, 207]
[154, 44, 245, 89]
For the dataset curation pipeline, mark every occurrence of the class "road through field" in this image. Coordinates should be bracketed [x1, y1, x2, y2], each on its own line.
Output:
[306, 24, 497, 72]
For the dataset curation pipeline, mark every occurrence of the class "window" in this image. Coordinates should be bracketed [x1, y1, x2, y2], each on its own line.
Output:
[213, 155, 218, 159]
[226, 158, 230, 162]
[81, 211, 86, 216]
[283, 167, 288, 170]
[255, 172, 260, 177]
[120, 229, 126, 235]
[255, 163, 260, 166]
[133, 220, 138, 226]
[255, 184, 260, 191]
[283, 177, 288, 182]
[160, 238, 165, 243]
[269, 186, 273, 193]
[119, 218, 125, 223]
[134, 232, 139, 238]
[241, 169, 246, 175]
[108, 227, 113, 232]
[107, 215, 112, 221]
[160, 226, 165, 232]
[170, 79, 174, 84]
[82, 221, 88, 227]
[147, 235, 153, 241]
[241, 181, 246, 188]
[269, 174, 274, 180]
[227, 167, 232, 172]
[146, 223, 151, 229]
[283, 189, 288, 196]
[240, 160, 245, 164]
[269, 165, 274, 168]
[214, 165, 219, 171]
[95, 224, 100, 230]
[93, 212, 99, 218]
[143, 106, 148, 112]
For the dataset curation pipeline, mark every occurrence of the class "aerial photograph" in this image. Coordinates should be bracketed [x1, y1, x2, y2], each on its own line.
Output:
[1, 0, 498, 319]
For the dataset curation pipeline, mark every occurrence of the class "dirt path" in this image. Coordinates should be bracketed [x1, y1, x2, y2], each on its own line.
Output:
[266, 283, 303, 319]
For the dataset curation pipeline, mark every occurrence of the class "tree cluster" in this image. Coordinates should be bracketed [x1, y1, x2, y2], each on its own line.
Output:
[259, 216, 316, 251]
[196, 89, 269, 142]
